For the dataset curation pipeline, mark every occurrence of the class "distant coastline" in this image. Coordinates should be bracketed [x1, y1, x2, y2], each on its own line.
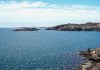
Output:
[13, 22, 100, 32]
[46, 22, 100, 31]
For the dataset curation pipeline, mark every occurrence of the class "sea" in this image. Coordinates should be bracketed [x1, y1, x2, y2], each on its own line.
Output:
[0, 28, 100, 70]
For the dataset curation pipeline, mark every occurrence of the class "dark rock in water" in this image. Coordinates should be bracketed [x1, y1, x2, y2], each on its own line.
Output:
[13, 27, 40, 31]
[46, 22, 100, 31]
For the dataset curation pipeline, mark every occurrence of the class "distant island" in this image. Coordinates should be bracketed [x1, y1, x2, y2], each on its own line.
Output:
[13, 27, 40, 31]
[46, 22, 100, 31]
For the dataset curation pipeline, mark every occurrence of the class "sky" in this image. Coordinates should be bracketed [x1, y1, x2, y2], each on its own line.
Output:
[0, 0, 100, 27]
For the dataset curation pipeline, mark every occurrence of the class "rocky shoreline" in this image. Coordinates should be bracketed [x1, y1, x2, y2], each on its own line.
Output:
[79, 48, 100, 70]
[46, 22, 100, 31]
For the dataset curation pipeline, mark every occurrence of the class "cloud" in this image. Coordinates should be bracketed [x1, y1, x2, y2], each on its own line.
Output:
[0, 1, 48, 11]
[0, 1, 100, 27]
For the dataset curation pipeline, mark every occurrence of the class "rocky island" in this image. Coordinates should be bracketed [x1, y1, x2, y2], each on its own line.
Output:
[46, 22, 100, 31]
[13, 27, 40, 31]
[79, 48, 100, 70]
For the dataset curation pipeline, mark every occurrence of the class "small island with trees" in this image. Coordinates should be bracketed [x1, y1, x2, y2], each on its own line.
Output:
[13, 27, 40, 31]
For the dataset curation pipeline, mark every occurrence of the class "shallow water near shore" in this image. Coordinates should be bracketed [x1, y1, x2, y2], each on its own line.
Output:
[0, 28, 100, 70]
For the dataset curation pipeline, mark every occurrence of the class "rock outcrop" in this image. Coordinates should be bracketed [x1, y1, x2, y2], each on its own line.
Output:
[46, 22, 100, 31]
[79, 48, 100, 70]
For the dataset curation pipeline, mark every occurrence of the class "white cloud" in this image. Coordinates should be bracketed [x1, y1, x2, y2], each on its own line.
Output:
[0, 1, 48, 11]
[0, 1, 100, 27]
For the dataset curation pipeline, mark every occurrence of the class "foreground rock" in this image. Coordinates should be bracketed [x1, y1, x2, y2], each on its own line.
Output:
[79, 48, 100, 70]
[13, 27, 40, 31]
[46, 22, 100, 31]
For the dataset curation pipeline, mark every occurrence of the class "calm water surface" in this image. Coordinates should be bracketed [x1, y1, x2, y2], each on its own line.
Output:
[0, 28, 100, 70]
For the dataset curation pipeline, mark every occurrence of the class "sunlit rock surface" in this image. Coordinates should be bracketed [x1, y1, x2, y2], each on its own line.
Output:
[79, 48, 100, 70]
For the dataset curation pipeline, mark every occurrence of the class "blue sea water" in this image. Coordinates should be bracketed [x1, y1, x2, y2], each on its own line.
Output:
[0, 28, 100, 70]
